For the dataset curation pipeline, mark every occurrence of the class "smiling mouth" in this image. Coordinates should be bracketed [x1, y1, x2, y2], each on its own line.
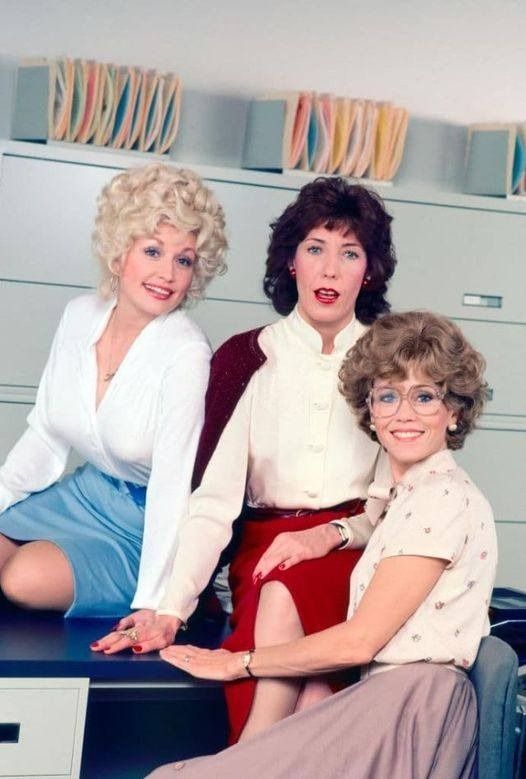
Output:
[314, 288, 340, 304]
[391, 430, 424, 441]
[143, 283, 174, 300]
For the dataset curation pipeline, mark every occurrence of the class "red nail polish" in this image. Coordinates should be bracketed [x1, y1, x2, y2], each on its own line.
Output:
[132, 645, 143, 653]
[90, 642, 99, 649]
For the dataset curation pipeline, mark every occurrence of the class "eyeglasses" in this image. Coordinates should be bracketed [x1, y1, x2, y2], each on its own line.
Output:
[367, 384, 446, 418]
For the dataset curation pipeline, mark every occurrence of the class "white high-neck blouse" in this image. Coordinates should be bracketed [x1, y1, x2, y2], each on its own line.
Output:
[159, 307, 384, 622]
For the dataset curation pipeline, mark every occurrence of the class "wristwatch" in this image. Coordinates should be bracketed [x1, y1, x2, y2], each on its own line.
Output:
[331, 520, 351, 550]
[241, 649, 255, 677]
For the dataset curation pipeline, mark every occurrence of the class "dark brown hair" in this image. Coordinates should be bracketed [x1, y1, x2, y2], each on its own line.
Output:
[263, 177, 396, 324]
[339, 310, 489, 450]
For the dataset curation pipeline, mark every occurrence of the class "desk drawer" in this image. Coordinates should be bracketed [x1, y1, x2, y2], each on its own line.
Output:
[0, 678, 88, 778]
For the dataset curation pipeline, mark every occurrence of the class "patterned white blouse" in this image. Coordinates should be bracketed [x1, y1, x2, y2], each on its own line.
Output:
[348, 448, 497, 672]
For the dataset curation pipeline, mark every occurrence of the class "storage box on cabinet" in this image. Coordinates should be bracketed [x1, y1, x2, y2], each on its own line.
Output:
[387, 201, 523, 324]
[0, 677, 88, 779]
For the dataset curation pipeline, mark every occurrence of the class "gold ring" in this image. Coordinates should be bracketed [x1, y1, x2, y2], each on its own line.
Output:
[119, 628, 139, 642]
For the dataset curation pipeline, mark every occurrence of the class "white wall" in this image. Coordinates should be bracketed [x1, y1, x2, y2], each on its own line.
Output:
[0, 0, 525, 124]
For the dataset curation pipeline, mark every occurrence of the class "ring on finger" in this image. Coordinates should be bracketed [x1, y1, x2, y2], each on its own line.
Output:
[118, 628, 139, 643]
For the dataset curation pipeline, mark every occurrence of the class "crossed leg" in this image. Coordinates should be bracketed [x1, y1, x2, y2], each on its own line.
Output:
[0, 537, 74, 611]
[239, 581, 333, 742]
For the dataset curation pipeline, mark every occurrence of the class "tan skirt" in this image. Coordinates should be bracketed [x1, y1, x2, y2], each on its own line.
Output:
[146, 663, 477, 779]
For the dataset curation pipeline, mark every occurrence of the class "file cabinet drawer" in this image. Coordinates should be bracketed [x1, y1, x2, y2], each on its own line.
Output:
[456, 319, 526, 417]
[456, 427, 526, 524]
[388, 200, 525, 324]
[192, 297, 278, 349]
[0, 400, 32, 462]
[0, 280, 77, 387]
[0, 678, 88, 778]
[0, 155, 109, 287]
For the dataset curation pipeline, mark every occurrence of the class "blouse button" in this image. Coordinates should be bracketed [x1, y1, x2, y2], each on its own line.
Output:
[308, 444, 324, 453]
[306, 490, 318, 498]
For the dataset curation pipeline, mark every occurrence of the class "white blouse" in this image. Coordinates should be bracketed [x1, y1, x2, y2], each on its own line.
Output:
[159, 307, 384, 622]
[0, 294, 211, 609]
[349, 449, 497, 672]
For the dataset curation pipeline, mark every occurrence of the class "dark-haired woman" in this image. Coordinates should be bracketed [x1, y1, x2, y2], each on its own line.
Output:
[95, 177, 397, 742]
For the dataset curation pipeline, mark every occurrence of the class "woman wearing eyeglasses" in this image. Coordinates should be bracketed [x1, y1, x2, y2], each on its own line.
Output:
[151, 310, 496, 778]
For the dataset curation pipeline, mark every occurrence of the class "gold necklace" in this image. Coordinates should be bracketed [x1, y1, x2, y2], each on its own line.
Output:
[103, 307, 118, 382]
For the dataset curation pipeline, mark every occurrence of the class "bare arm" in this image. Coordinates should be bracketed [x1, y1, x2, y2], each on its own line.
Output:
[161, 554, 447, 680]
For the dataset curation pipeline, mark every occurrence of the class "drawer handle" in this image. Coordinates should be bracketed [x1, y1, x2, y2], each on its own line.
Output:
[463, 293, 502, 309]
[0, 723, 20, 743]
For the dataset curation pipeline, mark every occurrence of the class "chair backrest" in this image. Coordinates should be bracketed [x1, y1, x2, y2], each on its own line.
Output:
[468, 635, 518, 779]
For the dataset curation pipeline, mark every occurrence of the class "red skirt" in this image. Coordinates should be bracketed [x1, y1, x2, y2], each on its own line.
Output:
[221, 500, 365, 743]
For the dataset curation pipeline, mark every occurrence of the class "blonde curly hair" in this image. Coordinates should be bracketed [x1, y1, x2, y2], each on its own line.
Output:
[93, 163, 227, 303]
[339, 310, 489, 450]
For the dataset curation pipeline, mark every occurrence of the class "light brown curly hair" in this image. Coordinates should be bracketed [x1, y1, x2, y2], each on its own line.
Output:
[93, 163, 227, 303]
[339, 310, 489, 450]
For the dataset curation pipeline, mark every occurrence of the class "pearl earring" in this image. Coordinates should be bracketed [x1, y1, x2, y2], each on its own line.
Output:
[362, 275, 371, 288]
[369, 423, 376, 432]
[289, 266, 296, 278]
[448, 422, 458, 432]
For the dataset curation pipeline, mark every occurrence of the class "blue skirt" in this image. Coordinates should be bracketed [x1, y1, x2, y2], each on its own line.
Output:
[0, 463, 146, 618]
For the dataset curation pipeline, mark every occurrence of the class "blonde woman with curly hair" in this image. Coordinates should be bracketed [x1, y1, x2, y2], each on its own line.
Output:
[150, 311, 496, 779]
[0, 163, 227, 619]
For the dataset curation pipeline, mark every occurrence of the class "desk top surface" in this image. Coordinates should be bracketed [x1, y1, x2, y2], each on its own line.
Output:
[0, 604, 227, 684]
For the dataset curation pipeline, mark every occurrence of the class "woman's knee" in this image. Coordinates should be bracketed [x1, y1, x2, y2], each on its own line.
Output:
[256, 580, 303, 642]
[0, 542, 73, 608]
[1, 551, 39, 605]
[259, 580, 297, 616]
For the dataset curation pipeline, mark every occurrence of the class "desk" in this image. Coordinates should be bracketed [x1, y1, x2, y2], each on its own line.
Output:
[0, 606, 228, 778]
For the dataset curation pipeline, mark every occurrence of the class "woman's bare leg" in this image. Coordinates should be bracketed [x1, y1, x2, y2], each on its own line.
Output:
[0, 534, 19, 570]
[294, 678, 333, 712]
[239, 581, 305, 742]
[0, 540, 74, 611]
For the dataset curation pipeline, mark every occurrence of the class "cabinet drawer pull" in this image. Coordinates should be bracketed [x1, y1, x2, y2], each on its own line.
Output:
[0, 722, 20, 742]
[463, 293, 502, 309]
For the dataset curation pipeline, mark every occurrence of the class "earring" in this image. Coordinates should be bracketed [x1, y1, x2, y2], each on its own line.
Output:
[448, 422, 458, 432]
[362, 275, 371, 288]
[110, 274, 119, 295]
[289, 266, 296, 278]
[369, 422, 376, 432]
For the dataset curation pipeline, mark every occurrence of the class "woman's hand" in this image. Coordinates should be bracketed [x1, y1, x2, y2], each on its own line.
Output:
[252, 523, 342, 580]
[160, 644, 246, 681]
[90, 609, 182, 654]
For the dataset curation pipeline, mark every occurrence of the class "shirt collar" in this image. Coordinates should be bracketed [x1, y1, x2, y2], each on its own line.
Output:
[288, 305, 364, 356]
[88, 296, 117, 346]
[365, 449, 457, 526]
